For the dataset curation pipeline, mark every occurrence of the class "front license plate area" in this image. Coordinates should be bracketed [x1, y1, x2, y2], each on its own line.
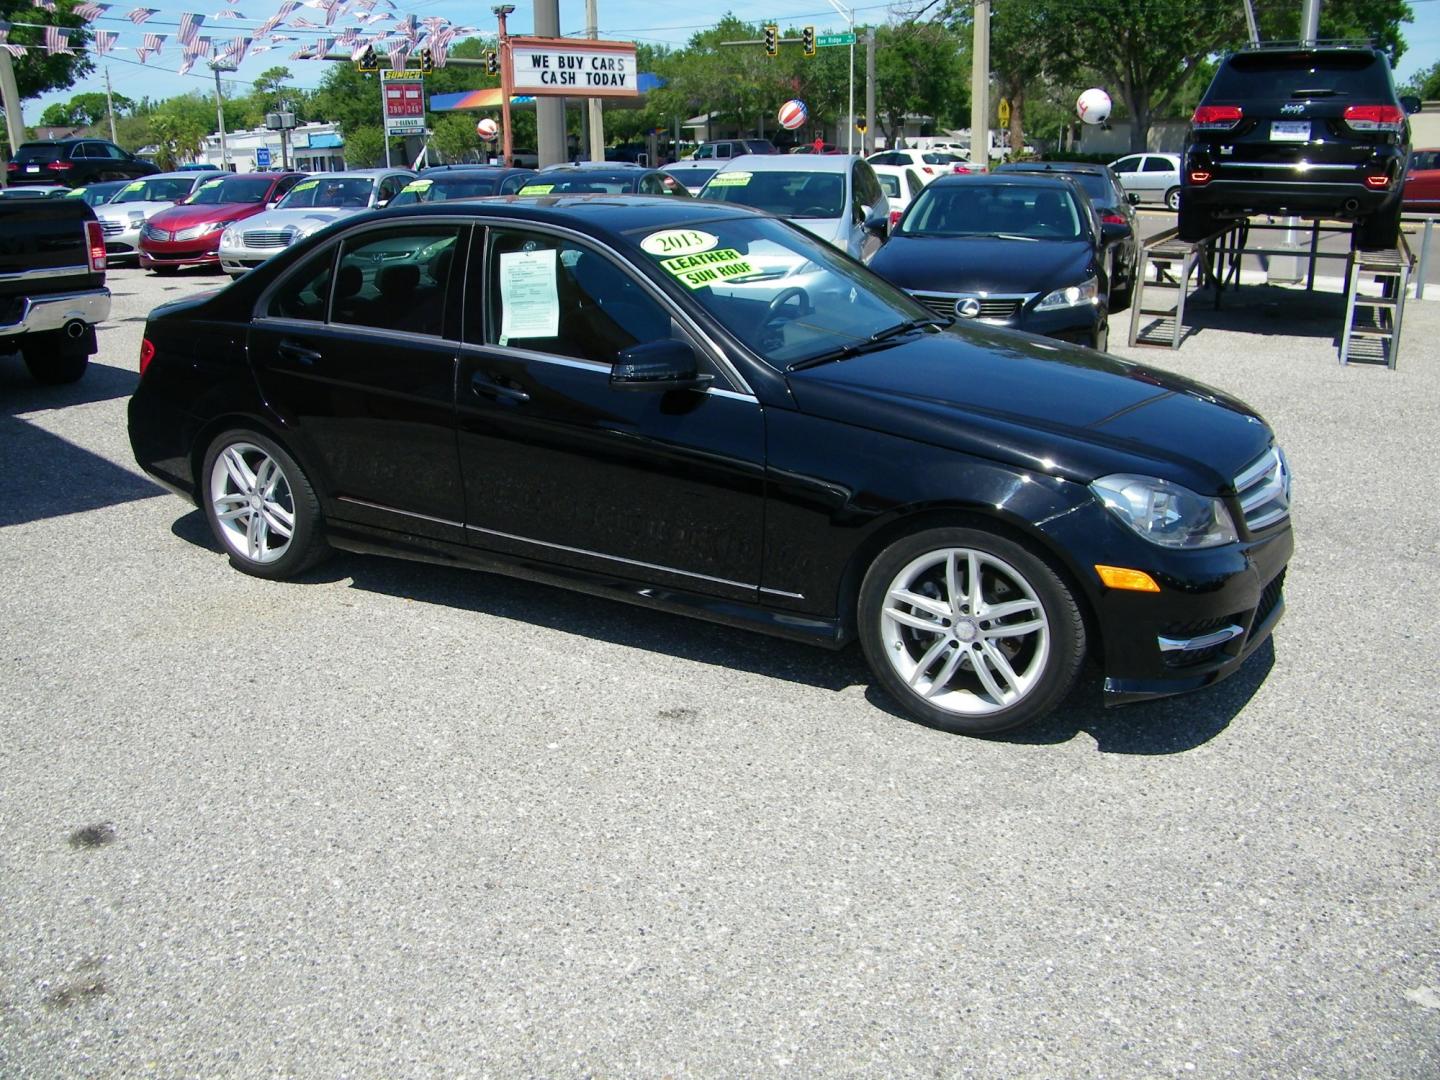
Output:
[1270, 121, 1311, 142]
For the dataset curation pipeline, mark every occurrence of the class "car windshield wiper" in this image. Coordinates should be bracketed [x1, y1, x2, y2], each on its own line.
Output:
[786, 317, 951, 372]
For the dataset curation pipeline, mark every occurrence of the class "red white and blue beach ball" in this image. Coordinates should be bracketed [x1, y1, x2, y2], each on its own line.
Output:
[778, 99, 808, 130]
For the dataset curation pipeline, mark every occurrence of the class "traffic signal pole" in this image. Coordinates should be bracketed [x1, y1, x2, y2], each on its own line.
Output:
[493, 5, 516, 167]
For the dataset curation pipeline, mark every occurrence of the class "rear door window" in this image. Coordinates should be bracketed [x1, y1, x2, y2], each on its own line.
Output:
[1142, 157, 1174, 173]
[1111, 156, 1140, 173]
[331, 226, 462, 337]
[266, 245, 338, 322]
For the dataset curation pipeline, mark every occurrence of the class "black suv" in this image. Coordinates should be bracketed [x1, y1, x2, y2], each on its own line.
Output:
[1180, 44, 1419, 248]
[7, 138, 158, 188]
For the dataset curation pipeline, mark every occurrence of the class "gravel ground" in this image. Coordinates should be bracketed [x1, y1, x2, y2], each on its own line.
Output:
[1, 264, 1437, 1079]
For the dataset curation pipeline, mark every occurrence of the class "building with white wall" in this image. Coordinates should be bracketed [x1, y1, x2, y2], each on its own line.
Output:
[197, 122, 346, 172]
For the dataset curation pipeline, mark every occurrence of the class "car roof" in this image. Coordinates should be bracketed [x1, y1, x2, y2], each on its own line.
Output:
[713, 154, 857, 174]
[421, 165, 530, 174]
[146, 170, 223, 180]
[998, 161, 1110, 176]
[929, 172, 1084, 192]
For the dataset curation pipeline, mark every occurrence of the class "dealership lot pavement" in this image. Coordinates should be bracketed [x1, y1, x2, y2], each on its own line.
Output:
[2, 266, 1437, 1078]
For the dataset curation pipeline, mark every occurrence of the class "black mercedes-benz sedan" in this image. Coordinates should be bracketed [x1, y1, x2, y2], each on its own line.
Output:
[128, 196, 1291, 736]
[867, 173, 1128, 350]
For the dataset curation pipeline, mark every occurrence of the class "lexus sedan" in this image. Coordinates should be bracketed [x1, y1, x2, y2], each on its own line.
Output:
[129, 198, 1291, 736]
[867, 173, 1126, 349]
[218, 169, 415, 275]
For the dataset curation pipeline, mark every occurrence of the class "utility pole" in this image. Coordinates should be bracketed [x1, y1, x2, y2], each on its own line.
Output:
[969, 0, 990, 170]
[0, 49, 25, 172]
[1300, 0, 1320, 46]
[823, 0, 855, 154]
[864, 28, 875, 154]
[533, 0, 565, 167]
[210, 60, 237, 169]
[493, 4, 516, 167]
[104, 66, 118, 143]
[1242, 0, 1260, 45]
[585, 0, 604, 162]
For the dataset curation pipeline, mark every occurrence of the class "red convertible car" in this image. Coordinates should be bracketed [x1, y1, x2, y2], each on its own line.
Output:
[139, 172, 305, 274]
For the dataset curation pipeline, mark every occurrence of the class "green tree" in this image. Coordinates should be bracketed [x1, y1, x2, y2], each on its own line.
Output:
[431, 112, 481, 163]
[147, 111, 206, 169]
[38, 90, 135, 129]
[342, 124, 385, 167]
[0, 0, 94, 101]
[1402, 61, 1440, 100]
[873, 22, 966, 148]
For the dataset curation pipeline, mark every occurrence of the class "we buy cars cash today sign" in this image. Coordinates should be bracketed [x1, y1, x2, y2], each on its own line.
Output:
[506, 37, 639, 98]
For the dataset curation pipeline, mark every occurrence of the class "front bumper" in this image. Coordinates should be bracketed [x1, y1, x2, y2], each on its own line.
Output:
[140, 237, 223, 268]
[0, 288, 111, 339]
[218, 243, 290, 274]
[1183, 144, 1405, 219]
[1038, 500, 1294, 707]
[912, 290, 1105, 345]
[100, 222, 143, 257]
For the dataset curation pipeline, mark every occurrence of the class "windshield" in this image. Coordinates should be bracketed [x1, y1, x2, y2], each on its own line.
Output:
[277, 176, 373, 208]
[900, 183, 1086, 241]
[519, 173, 637, 194]
[112, 176, 200, 203]
[391, 176, 501, 205]
[699, 170, 846, 218]
[1208, 51, 1393, 100]
[185, 176, 274, 205]
[626, 216, 930, 368]
[66, 182, 127, 205]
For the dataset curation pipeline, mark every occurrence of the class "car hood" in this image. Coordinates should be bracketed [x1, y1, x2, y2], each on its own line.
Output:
[236, 206, 362, 232]
[785, 326, 1273, 494]
[147, 202, 266, 230]
[869, 235, 1096, 297]
[793, 216, 848, 247]
[97, 200, 174, 223]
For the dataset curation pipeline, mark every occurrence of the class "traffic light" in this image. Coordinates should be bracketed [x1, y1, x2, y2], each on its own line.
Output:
[802, 26, 816, 57]
[355, 44, 377, 72]
[763, 25, 778, 58]
[485, 49, 499, 76]
[419, 47, 434, 73]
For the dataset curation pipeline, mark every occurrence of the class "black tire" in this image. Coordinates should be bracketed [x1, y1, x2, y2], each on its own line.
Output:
[1353, 200, 1401, 251]
[1165, 186, 1181, 212]
[200, 429, 330, 580]
[21, 331, 89, 385]
[1177, 192, 1218, 242]
[857, 526, 1086, 736]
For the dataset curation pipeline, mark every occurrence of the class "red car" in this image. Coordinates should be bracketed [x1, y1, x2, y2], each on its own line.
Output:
[139, 172, 305, 274]
[1402, 149, 1440, 214]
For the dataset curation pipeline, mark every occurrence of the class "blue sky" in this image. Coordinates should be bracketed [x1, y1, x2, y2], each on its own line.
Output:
[22, 0, 1440, 128]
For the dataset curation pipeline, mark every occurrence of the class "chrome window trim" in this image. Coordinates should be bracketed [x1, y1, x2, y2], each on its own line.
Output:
[465, 522, 759, 592]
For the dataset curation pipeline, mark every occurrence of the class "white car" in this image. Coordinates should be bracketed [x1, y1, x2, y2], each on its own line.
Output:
[867, 149, 974, 180]
[95, 170, 224, 262]
[1109, 153, 1182, 209]
[869, 164, 927, 229]
[698, 154, 889, 262]
[661, 160, 722, 197]
[218, 169, 414, 276]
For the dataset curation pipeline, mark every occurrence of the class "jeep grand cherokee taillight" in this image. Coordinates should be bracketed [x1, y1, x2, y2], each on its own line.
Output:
[1192, 105, 1243, 130]
[1342, 104, 1405, 133]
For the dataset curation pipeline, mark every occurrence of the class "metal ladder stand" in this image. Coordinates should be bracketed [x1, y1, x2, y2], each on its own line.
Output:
[1127, 222, 1240, 350]
[1339, 236, 1412, 368]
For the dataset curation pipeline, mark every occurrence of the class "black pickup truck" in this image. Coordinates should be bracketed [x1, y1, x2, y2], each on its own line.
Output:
[0, 198, 111, 383]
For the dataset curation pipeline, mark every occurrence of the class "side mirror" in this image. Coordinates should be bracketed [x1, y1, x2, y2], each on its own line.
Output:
[862, 203, 889, 236]
[375, 198, 389, 209]
[1400, 94, 1422, 115]
[1100, 220, 1133, 245]
[1126, 191, 1141, 205]
[610, 339, 712, 392]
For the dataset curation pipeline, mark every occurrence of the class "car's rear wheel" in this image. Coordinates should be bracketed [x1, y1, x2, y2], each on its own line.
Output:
[1353, 200, 1402, 251]
[858, 527, 1086, 735]
[21, 330, 88, 384]
[1165, 186, 1181, 211]
[201, 430, 330, 580]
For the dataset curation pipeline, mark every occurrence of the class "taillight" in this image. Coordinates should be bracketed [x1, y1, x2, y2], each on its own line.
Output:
[139, 338, 155, 377]
[1101, 211, 1127, 225]
[85, 220, 106, 271]
[1365, 174, 1391, 189]
[49, 159, 74, 171]
[1189, 170, 1213, 185]
[1192, 105, 1243, 130]
[5, 161, 16, 172]
[1343, 104, 1405, 132]
[922, 166, 935, 175]
[889, 209, 901, 226]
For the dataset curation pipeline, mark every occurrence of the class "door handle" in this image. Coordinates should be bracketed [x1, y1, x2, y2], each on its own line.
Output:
[278, 340, 322, 366]
[471, 370, 530, 403]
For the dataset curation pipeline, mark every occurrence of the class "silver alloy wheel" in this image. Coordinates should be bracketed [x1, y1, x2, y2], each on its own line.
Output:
[878, 546, 1051, 716]
[209, 441, 296, 565]
[1166, 187, 1181, 211]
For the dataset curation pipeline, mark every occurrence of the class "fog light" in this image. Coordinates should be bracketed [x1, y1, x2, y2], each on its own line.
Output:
[1095, 565, 1160, 593]
[1188, 170, 1212, 185]
[1364, 175, 1390, 189]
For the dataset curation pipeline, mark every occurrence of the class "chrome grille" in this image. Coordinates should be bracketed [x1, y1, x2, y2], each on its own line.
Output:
[142, 223, 170, 242]
[100, 220, 125, 236]
[242, 229, 293, 249]
[910, 292, 1027, 323]
[1233, 446, 1291, 532]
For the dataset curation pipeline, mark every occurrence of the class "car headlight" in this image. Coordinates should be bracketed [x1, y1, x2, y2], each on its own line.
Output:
[174, 223, 220, 242]
[220, 226, 238, 247]
[1091, 474, 1238, 549]
[1034, 277, 1099, 311]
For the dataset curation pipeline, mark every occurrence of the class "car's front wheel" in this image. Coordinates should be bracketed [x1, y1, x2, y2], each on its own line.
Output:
[201, 430, 330, 579]
[858, 527, 1086, 735]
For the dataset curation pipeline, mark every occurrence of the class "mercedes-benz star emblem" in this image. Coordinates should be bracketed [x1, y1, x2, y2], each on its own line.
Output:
[956, 298, 982, 319]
